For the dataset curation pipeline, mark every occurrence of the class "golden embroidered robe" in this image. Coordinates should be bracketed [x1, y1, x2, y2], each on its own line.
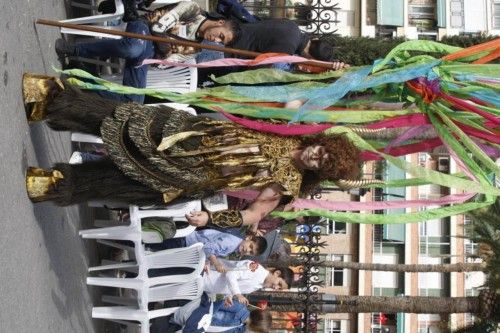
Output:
[101, 103, 303, 203]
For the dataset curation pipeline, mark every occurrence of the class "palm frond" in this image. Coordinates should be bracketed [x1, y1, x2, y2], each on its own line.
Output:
[453, 320, 498, 333]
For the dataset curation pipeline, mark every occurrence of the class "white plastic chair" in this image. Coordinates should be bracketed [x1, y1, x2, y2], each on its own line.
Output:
[94, 307, 178, 333]
[93, 306, 177, 333]
[101, 57, 198, 94]
[61, 0, 126, 39]
[137, 201, 200, 243]
[92, 276, 203, 333]
[132, 199, 201, 221]
[92, 276, 202, 332]
[87, 244, 205, 308]
[144, 59, 198, 94]
[80, 197, 200, 247]
[60, 0, 187, 39]
[101, 273, 203, 306]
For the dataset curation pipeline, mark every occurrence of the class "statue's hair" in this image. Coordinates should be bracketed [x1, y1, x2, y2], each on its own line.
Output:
[299, 134, 362, 194]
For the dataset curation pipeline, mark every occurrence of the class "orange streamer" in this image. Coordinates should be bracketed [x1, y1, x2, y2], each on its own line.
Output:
[472, 46, 500, 64]
[442, 38, 500, 61]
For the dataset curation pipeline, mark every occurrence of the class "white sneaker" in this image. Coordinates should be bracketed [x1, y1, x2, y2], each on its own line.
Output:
[69, 151, 83, 164]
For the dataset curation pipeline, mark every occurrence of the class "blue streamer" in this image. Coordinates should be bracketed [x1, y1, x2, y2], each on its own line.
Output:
[292, 65, 374, 121]
[469, 90, 500, 107]
[297, 60, 442, 115]
[454, 73, 500, 83]
[445, 81, 500, 107]
[229, 60, 442, 122]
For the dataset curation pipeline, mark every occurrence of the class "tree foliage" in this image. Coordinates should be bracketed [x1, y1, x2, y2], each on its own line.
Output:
[322, 34, 499, 66]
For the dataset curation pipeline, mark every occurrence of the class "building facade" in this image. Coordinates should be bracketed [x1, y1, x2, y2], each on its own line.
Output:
[312, 155, 485, 333]
[296, 0, 500, 39]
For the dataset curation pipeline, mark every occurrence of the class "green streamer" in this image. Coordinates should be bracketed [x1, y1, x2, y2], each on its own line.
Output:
[211, 67, 346, 85]
[432, 105, 500, 177]
[322, 174, 468, 189]
[271, 200, 493, 224]
[373, 40, 462, 73]
[440, 64, 500, 78]
[323, 126, 500, 196]
[64, 69, 416, 124]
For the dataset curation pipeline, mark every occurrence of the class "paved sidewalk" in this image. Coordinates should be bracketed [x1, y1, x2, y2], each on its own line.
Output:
[0, 1, 101, 332]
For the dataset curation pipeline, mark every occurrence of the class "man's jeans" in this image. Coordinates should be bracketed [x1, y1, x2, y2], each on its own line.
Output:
[75, 20, 154, 103]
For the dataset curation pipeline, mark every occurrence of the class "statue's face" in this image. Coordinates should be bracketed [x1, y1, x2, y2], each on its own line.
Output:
[295, 145, 330, 171]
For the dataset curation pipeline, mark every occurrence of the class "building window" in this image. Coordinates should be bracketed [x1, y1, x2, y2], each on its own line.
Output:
[450, 0, 464, 28]
[318, 217, 347, 235]
[419, 218, 450, 256]
[338, 10, 355, 27]
[494, 1, 500, 28]
[418, 153, 428, 167]
[419, 288, 445, 297]
[419, 236, 450, 256]
[408, 2, 436, 31]
[326, 218, 347, 234]
[327, 255, 346, 287]
[465, 240, 478, 256]
[465, 286, 479, 297]
[325, 319, 341, 333]
[417, 317, 446, 333]
[463, 216, 479, 257]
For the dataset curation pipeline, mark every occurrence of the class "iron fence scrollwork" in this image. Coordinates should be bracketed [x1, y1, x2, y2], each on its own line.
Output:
[296, 214, 325, 332]
[241, 0, 341, 36]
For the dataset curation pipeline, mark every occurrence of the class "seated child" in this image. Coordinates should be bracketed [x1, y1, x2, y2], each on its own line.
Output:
[147, 228, 267, 273]
[203, 259, 293, 306]
[150, 293, 272, 333]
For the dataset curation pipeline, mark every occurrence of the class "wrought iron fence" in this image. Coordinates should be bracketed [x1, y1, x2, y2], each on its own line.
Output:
[249, 213, 327, 332]
[240, 0, 341, 36]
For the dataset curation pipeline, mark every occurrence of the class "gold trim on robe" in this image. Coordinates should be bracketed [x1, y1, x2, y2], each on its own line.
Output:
[100, 104, 303, 204]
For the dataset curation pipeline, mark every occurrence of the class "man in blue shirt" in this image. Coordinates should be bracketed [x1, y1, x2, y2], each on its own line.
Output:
[147, 228, 267, 273]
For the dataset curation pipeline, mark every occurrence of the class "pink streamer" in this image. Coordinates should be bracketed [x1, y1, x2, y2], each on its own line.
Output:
[142, 54, 323, 68]
[474, 139, 500, 158]
[367, 114, 430, 129]
[292, 193, 476, 211]
[442, 140, 477, 181]
[361, 138, 443, 161]
[385, 125, 432, 152]
[478, 79, 500, 84]
[218, 109, 333, 135]
[456, 122, 500, 144]
[439, 92, 500, 126]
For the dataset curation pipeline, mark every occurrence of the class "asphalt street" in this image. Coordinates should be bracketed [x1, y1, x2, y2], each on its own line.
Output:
[0, 1, 101, 332]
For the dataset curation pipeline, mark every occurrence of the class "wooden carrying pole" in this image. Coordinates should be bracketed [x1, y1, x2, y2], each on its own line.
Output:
[36, 18, 336, 69]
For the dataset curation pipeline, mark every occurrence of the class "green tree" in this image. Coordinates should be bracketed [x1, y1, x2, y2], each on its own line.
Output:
[323, 34, 498, 66]
[269, 259, 485, 272]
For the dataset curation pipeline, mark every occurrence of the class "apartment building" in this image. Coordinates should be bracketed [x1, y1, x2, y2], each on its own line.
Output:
[300, 0, 500, 39]
[310, 155, 485, 333]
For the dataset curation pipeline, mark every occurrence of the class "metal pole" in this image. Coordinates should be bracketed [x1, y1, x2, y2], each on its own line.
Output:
[36, 18, 339, 69]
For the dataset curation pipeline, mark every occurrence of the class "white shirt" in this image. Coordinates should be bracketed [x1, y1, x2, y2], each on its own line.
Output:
[202, 259, 269, 296]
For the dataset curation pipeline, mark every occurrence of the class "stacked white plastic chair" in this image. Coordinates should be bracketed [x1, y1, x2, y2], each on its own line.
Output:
[60, 0, 185, 39]
[80, 224, 205, 331]
[59, 0, 198, 91]
[92, 276, 204, 333]
[61, 0, 126, 39]
[80, 198, 202, 259]
[86, 243, 205, 307]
